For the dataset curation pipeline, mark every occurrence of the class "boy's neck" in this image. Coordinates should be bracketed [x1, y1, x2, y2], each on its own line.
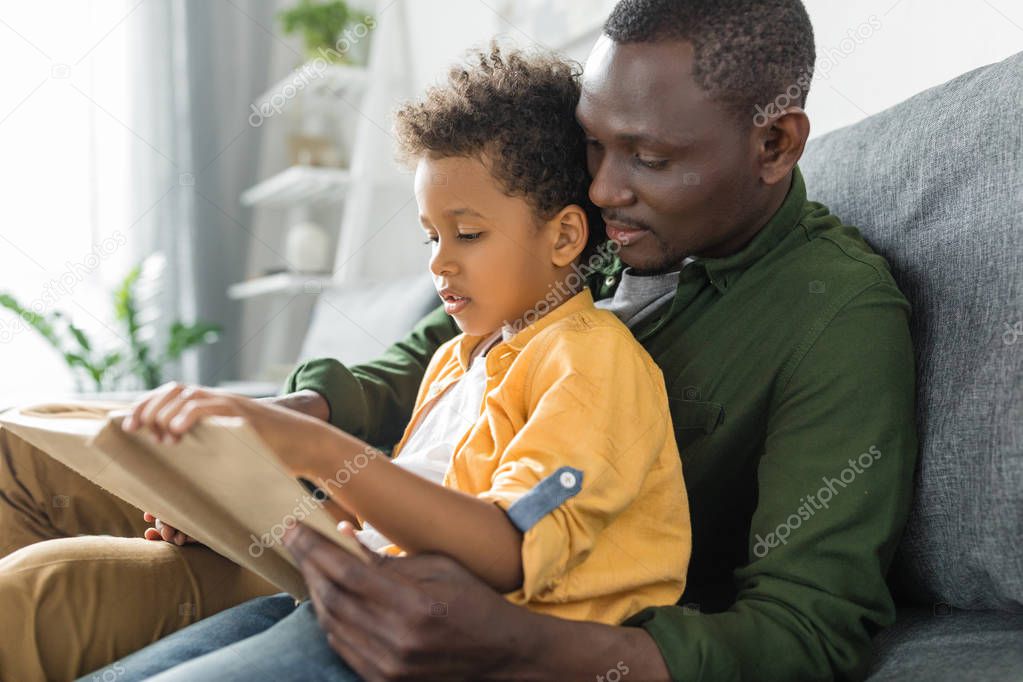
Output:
[469, 329, 504, 362]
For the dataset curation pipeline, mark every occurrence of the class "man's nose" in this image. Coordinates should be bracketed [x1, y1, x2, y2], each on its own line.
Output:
[589, 156, 635, 208]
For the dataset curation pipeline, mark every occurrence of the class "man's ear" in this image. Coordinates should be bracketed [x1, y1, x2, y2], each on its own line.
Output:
[755, 108, 810, 186]
[548, 205, 589, 268]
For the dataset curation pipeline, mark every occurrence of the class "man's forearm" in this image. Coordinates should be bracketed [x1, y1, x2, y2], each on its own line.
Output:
[499, 610, 671, 682]
[261, 389, 330, 422]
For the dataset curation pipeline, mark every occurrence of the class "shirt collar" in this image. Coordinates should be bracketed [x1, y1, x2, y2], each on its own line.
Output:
[453, 288, 596, 370]
[698, 166, 807, 293]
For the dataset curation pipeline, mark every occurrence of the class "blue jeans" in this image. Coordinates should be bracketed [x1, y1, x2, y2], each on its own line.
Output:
[77, 594, 361, 682]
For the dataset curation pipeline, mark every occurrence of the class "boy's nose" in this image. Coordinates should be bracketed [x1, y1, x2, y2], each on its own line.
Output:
[429, 247, 458, 278]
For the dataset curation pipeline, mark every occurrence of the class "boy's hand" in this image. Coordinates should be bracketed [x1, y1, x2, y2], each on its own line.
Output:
[121, 381, 333, 476]
[142, 511, 197, 546]
[122, 382, 242, 444]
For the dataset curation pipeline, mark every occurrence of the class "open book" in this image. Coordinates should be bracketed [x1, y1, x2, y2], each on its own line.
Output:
[0, 402, 365, 599]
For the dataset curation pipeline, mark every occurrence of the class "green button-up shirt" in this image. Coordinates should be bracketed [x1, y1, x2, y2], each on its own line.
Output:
[285, 168, 917, 682]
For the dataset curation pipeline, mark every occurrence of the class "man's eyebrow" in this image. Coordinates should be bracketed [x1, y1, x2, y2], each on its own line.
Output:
[579, 117, 692, 149]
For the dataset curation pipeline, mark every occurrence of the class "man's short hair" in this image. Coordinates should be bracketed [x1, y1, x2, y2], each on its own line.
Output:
[604, 0, 816, 124]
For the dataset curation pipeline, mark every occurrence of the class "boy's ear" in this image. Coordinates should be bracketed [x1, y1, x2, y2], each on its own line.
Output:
[548, 204, 588, 268]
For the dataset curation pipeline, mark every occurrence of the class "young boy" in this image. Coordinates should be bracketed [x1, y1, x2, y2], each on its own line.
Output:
[332, 44, 689, 625]
[130, 45, 690, 627]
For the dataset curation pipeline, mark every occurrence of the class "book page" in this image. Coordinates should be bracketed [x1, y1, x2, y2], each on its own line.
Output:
[1, 404, 367, 599]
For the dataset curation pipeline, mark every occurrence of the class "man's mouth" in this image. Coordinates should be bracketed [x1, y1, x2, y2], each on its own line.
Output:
[604, 220, 650, 246]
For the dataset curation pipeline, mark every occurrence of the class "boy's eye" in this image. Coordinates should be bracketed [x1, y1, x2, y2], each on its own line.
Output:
[422, 232, 481, 244]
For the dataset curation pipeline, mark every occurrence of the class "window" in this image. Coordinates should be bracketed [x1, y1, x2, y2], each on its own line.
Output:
[0, 1, 133, 405]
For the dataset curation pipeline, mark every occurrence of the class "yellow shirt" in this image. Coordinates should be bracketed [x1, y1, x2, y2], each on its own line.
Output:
[389, 288, 691, 625]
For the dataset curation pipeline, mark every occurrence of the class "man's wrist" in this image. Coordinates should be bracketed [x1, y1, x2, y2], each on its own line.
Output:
[491, 608, 672, 681]
[262, 389, 330, 422]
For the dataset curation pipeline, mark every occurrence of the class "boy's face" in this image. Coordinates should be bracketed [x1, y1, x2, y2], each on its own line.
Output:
[414, 155, 562, 336]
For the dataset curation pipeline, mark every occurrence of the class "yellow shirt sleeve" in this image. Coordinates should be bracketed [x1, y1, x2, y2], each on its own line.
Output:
[477, 324, 680, 602]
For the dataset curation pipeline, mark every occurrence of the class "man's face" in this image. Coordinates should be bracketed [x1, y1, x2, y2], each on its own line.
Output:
[577, 37, 762, 273]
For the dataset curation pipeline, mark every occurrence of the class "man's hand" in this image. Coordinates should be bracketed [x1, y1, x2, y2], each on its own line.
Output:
[283, 523, 673, 682]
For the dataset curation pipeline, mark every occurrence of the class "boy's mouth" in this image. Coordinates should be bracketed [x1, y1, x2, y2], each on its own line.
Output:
[439, 288, 471, 315]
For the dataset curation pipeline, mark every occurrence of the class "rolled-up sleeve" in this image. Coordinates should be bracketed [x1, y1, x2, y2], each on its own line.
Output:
[477, 327, 681, 601]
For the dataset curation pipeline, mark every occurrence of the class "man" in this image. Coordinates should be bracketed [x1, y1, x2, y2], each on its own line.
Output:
[1, 1, 916, 680]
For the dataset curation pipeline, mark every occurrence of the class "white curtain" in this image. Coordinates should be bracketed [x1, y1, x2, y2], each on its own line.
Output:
[120, 0, 276, 386]
[0, 0, 276, 405]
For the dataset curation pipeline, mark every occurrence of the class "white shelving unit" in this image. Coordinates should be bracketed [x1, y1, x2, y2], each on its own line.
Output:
[227, 272, 335, 300]
[240, 166, 352, 208]
[228, 0, 414, 302]
[251, 63, 369, 116]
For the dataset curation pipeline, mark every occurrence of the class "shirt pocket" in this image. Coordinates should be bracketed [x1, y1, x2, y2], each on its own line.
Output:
[666, 394, 725, 450]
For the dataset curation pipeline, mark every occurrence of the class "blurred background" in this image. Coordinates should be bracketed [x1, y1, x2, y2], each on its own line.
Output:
[0, 0, 1020, 406]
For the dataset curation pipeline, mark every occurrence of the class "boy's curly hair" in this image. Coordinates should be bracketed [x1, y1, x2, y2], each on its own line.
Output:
[394, 44, 603, 253]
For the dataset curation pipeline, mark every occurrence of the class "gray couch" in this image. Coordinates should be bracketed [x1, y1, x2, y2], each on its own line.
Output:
[295, 52, 1023, 680]
[801, 51, 1023, 680]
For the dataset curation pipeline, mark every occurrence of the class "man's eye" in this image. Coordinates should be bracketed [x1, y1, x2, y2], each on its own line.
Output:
[457, 232, 482, 241]
[635, 156, 669, 170]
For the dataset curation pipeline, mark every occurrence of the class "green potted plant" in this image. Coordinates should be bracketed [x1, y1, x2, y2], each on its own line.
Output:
[0, 255, 220, 393]
[279, 0, 372, 65]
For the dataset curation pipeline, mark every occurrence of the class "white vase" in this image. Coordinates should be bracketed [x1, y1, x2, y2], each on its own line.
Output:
[285, 220, 331, 273]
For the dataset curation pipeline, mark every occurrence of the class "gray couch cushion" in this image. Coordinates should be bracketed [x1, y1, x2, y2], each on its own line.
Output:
[298, 273, 438, 368]
[800, 52, 1023, 611]
[866, 608, 1023, 681]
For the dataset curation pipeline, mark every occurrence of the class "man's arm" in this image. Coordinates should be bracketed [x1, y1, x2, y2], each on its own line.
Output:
[284, 304, 459, 445]
[259, 389, 330, 421]
[284, 523, 673, 681]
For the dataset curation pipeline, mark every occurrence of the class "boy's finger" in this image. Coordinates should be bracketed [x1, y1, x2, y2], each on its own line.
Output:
[138, 383, 187, 438]
[155, 387, 206, 439]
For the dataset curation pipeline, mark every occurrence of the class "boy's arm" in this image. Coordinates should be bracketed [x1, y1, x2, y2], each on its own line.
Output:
[284, 304, 460, 446]
[290, 423, 524, 593]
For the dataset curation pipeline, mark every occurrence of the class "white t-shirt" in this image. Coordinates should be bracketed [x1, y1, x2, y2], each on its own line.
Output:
[355, 332, 498, 551]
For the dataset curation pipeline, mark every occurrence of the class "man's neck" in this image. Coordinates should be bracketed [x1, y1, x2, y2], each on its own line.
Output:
[695, 174, 793, 260]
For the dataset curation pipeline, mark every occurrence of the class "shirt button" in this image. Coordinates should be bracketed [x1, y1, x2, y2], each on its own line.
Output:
[559, 471, 577, 488]
[604, 276, 616, 287]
